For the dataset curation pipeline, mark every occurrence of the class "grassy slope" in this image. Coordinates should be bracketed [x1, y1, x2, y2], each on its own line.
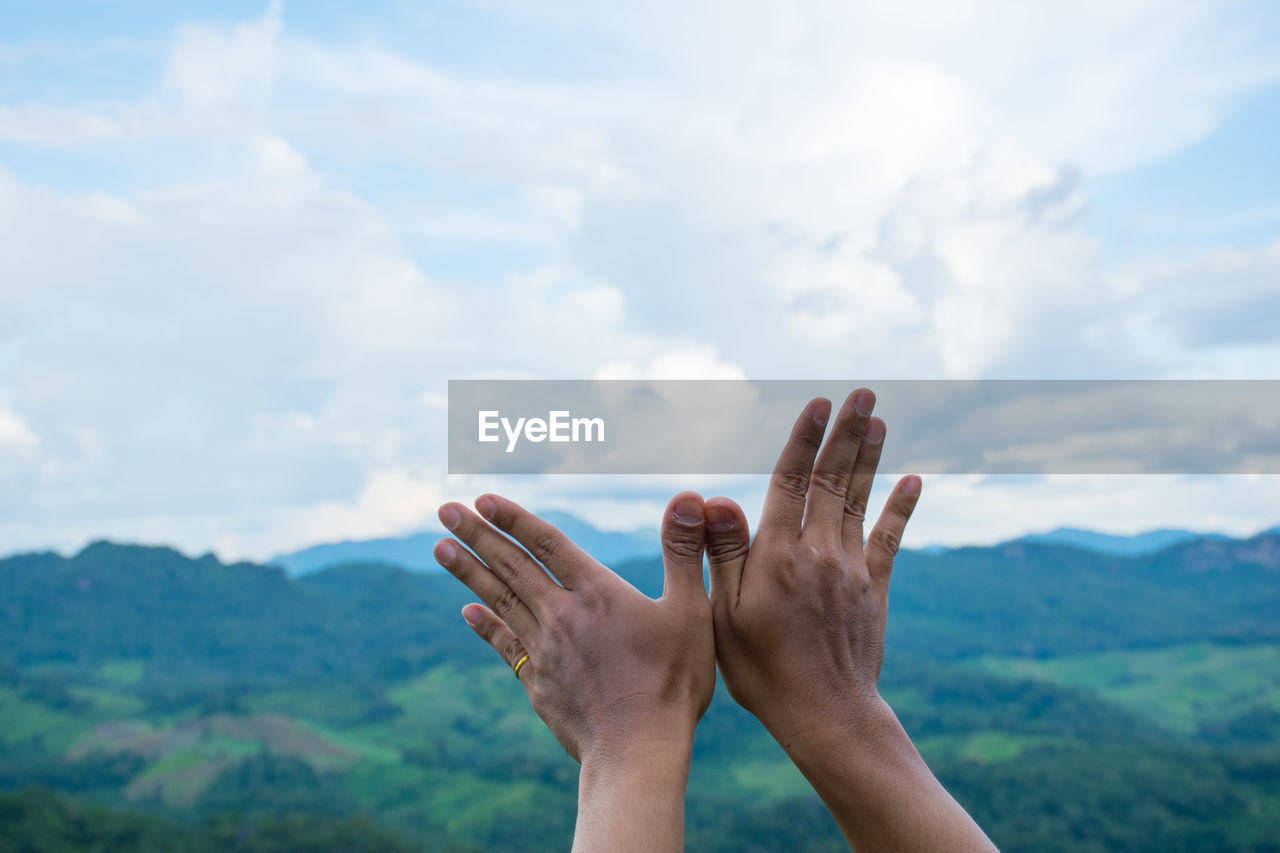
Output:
[4, 539, 1280, 850]
[968, 642, 1280, 733]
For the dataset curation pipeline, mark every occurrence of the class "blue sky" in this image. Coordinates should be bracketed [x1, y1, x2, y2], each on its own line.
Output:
[2, 0, 1280, 559]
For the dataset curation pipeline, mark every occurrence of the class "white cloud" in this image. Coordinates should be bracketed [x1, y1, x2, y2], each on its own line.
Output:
[0, 407, 39, 456]
[224, 466, 446, 557]
[1, 1, 1278, 558]
[905, 474, 1280, 548]
[162, 0, 282, 104]
[595, 345, 746, 380]
[1144, 239, 1280, 350]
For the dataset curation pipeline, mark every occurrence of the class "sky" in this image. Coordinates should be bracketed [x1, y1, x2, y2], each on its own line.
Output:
[2, 0, 1280, 561]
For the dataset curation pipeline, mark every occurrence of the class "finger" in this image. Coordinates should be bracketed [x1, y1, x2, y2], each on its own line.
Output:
[434, 537, 539, 638]
[705, 497, 750, 613]
[474, 493, 601, 589]
[461, 603, 532, 681]
[660, 491, 707, 601]
[804, 388, 875, 538]
[866, 475, 921, 585]
[841, 416, 886, 552]
[438, 502, 561, 617]
[759, 398, 831, 539]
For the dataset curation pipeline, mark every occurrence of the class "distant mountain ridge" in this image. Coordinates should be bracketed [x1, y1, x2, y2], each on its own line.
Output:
[1010, 526, 1234, 556]
[269, 511, 660, 576]
[269, 515, 1280, 575]
[5, 528, 1279, 683]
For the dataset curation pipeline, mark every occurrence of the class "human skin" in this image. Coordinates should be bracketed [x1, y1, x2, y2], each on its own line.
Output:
[703, 389, 998, 853]
[433, 491, 715, 853]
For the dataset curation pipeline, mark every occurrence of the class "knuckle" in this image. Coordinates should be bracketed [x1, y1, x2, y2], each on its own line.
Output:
[528, 529, 562, 564]
[546, 610, 575, 641]
[809, 469, 848, 500]
[843, 500, 868, 526]
[801, 542, 842, 574]
[869, 527, 902, 557]
[817, 552, 844, 575]
[706, 535, 749, 563]
[664, 532, 704, 560]
[491, 586, 521, 619]
[489, 552, 524, 585]
[771, 469, 810, 500]
[578, 584, 611, 614]
[499, 636, 525, 667]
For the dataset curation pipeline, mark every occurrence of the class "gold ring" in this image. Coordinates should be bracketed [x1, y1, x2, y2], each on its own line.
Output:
[513, 653, 530, 680]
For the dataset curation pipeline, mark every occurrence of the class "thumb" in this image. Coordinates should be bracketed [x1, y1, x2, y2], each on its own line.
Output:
[704, 498, 749, 613]
[660, 491, 707, 601]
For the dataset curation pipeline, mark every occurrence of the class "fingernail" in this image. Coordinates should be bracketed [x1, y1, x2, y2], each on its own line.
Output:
[853, 389, 875, 417]
[673, 494, 704, 525]
[902, 475, 921, 497]
[475, 495, 497, 520]
[434, 539, 458, 565]
[438, 504, 461, 530]
[461, 604, 481, 627]
[705, 504, 735, 532]
[812, 398, 831, 426]
[864, 418, 886, 445]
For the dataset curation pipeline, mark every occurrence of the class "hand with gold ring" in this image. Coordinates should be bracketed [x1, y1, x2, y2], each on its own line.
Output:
[433, 491, 714, 853]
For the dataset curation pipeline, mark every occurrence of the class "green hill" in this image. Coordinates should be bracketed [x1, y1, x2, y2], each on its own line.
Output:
[1, 536, 1278, 851]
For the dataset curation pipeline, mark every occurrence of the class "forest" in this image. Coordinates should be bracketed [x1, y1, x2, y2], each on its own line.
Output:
[1, 533, 1278, 851]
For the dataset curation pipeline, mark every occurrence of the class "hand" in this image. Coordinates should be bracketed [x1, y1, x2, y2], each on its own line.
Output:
[702, 388, 919, 738]
[435, 492, 715, 851]
[433, 492, 715, 763]
[700, 390, 995, 852]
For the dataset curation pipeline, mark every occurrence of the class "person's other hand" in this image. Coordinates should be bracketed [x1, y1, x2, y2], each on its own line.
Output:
[702, 389, 920, 737]
[432, 492, 716, 764]
[699, 390, 997, 852]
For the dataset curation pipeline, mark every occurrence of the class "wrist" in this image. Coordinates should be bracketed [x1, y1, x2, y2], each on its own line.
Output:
[764, 692, 938, 824]
[763, 690, 906, 768]
[757, 691, 997, 852]
[579, 720, 695, 776]
[574, 732, 692, 853]
[751, 680, 886, 744]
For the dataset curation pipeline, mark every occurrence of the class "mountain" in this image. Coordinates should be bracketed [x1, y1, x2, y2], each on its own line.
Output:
[0, 542, 484, 686]
[3, 533, 1280, 851]
[269, 530, 449, 576]
[883, 533, 1280, 659]
[11, 530, 1277, 685]
[267, 515, 1280, 577]
[269, 511, 660, 576]
[1011, 526, 1233, 555]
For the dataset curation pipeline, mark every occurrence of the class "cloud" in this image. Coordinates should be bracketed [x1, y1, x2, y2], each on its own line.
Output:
[0, 407, 39, 456]
[901, 473, 1280, 548]
[595, 346, 746, 380]
[1142, 239, 1280, 349]
[213, 466, 445, 558]
[162, 0, 282, 104]
[1, 1, 1279, 558]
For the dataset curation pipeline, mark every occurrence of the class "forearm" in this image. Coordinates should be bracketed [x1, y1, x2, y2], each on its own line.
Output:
[573, 738, 693, 853]
[768, 696, 996, 853]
